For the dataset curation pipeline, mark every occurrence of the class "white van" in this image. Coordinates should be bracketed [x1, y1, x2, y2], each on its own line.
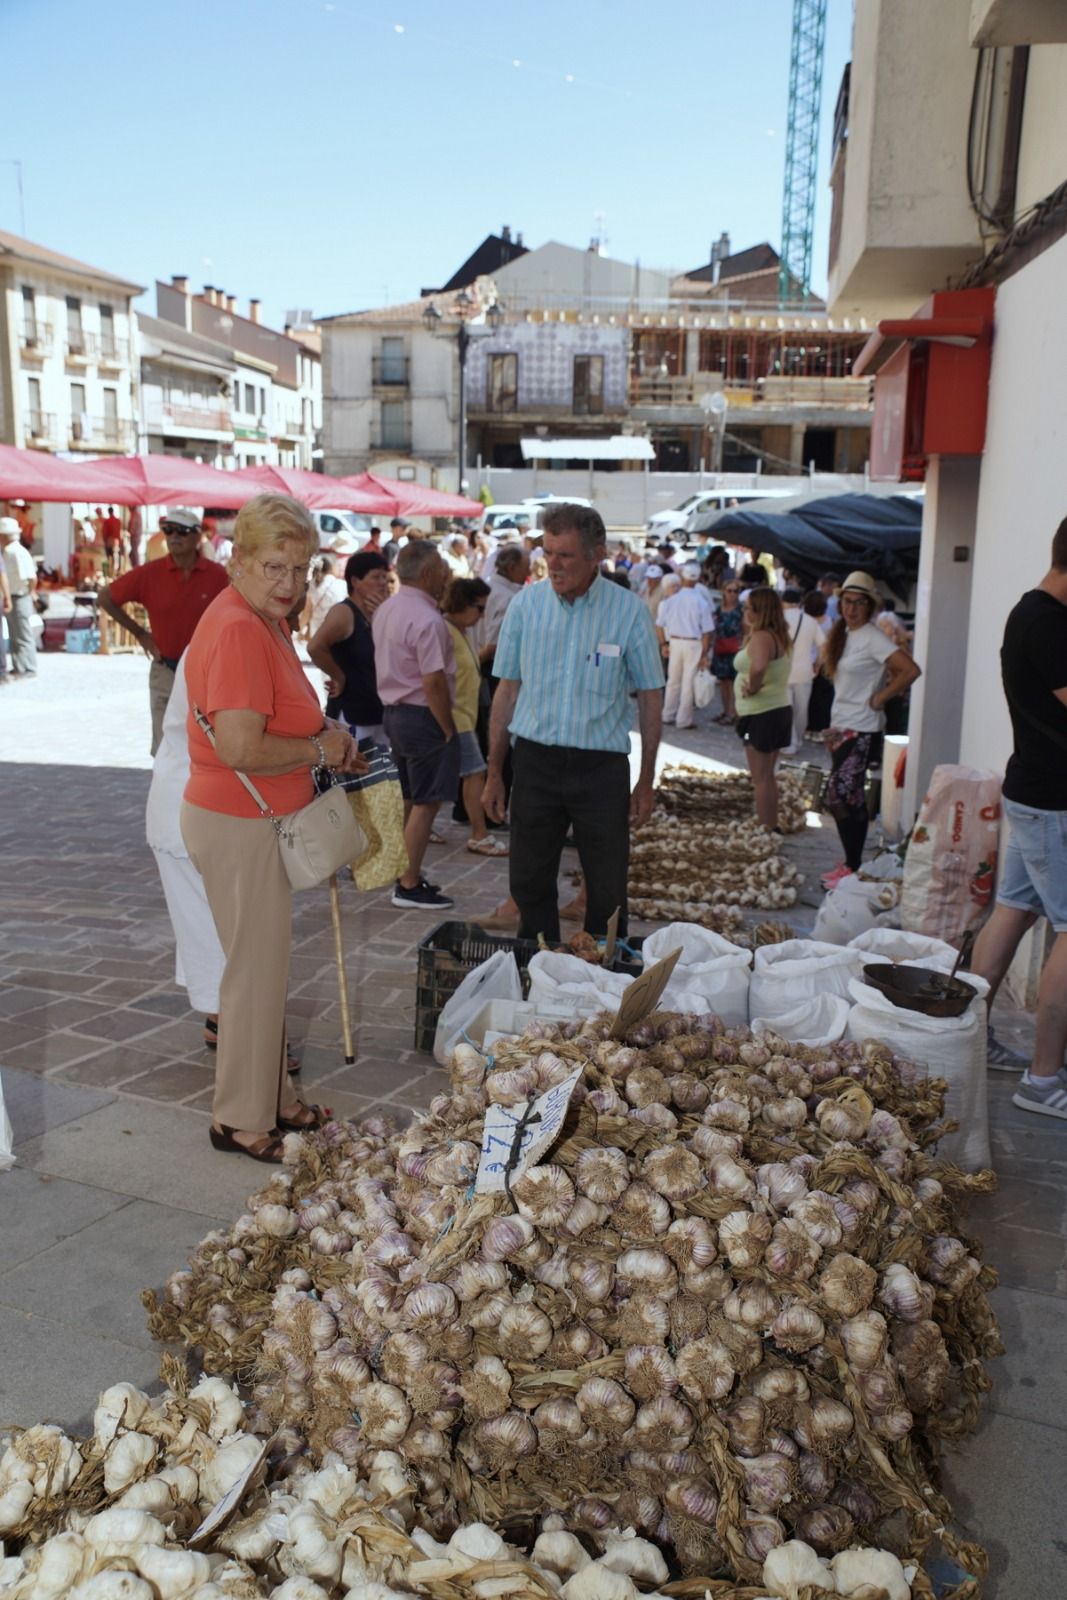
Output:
[312, 508, 375, 555]
[647, 488, 794, 538]
[482, 495, 594, 535]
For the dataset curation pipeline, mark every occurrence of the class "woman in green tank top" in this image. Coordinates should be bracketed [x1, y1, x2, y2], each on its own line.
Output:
[734, 588, 794, 831]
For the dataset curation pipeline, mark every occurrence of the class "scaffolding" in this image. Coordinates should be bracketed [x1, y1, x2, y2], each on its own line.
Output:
[779, 0, 827, 305]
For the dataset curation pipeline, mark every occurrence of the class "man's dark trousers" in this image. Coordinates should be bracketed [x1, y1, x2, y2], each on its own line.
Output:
[509, 737, 630, 942]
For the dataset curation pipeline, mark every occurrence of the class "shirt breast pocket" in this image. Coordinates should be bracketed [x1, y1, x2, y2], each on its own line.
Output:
[583, 650, 625, 701]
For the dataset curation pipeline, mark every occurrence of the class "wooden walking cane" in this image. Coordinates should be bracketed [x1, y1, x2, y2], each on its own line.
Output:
[329, 873, 355, 1064]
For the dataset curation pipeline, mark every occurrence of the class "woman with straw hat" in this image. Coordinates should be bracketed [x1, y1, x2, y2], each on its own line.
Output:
[818, 571, 921, 889]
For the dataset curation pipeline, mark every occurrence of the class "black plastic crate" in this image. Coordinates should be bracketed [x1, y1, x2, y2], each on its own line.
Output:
[413, 923, 646, 1053]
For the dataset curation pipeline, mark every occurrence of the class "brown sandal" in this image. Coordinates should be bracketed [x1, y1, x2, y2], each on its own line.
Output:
[209, 1123, 285, 1163]
[277, 1102, 333, 1133]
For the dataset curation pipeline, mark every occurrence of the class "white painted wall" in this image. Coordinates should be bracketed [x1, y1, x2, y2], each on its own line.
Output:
[4, 273, 137, 450]
[493, 243, 672, 307]
[958, 230, 1067, 776]
[1015, 44, 1067, 213]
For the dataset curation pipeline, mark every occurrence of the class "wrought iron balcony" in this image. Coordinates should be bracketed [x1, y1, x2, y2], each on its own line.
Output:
[372, 354, 410, 386]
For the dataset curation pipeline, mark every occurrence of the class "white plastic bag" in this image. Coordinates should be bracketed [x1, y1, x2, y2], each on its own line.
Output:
[694, 668, 715, 709]
[812, 875, 901, 945]
[748, 939, 864, 1021]
[901, 764, 1002, 941]
[849, 928, 960, 968]
[526, 950, 633, 1016]
[434, 949, 523, 1065]
[750, 992, 850, 1046]
[642, 922, 752, 1025]
[0, 1072, 14, 1172]
[846, 977, 991, 1171]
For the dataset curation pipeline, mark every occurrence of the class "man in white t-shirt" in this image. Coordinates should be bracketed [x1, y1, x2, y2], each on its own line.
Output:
[0, 516, 37, 677]
[781, 586, 825, 753]
[656, 563, 716, 728]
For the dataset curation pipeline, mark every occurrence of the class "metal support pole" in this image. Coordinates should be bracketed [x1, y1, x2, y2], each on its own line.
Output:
[457, 323, 469, 495]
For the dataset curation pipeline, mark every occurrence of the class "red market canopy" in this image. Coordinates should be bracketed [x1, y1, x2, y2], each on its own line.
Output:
[342, 470, 483, 518]
[69, 454, 255, 509]
[0, 445, 110, 503]
[231, 465, 386, 513]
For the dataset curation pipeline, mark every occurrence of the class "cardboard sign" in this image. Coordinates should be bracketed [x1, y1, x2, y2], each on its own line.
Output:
[475, 1067, 583, 1194]
[609, 947, 682, 1038]
[603, 907, 621, 967]
[188, 1438, 268, 1547]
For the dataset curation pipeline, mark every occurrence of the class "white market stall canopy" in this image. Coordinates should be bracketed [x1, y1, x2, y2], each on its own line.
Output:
[520, 436, 655, 461]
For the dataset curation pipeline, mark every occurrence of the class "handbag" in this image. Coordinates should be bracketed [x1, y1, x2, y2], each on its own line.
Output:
[193, 707, 367, 890]
[714, 634, 741, 657]
[320, 737, 408, 891]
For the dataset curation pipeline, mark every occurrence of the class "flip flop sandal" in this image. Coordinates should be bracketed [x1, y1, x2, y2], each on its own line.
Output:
[204, 1017, 301, 1075]
[428, 830, 446, 845]
[209, 1124, 285, 1163]
[277, 1102, 333, 1133]
[466, 836, 509, 856]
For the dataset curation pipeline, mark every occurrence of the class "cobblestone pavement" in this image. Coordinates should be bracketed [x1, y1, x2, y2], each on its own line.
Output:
[0, 651, 1062, 1599]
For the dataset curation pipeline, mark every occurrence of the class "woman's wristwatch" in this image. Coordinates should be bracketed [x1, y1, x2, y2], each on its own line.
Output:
[309, 733, 329, 768]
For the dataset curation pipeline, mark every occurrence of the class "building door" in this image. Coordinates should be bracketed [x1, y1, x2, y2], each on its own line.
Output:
[66, 296, 84, 355]
[70, 382, 88, 440]
[573, 355, 604, 415]
[803, 428, 836, 472]
[487, 353, 518, 412]
[99, 304, 116, 358]
[102, 387, 119, 444]
[379, 337, 406, 384]
[27, 377, 43, 438]
[21, 286, 37, 343]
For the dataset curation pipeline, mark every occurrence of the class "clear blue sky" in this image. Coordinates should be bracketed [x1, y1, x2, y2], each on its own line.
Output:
[2, 0, 852, 330]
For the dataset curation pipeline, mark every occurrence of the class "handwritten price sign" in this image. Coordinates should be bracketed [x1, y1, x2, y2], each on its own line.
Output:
[475, 1067, 583, 1195]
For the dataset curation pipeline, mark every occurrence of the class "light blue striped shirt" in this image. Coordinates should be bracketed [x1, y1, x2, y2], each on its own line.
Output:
[494, 574, 664, 752]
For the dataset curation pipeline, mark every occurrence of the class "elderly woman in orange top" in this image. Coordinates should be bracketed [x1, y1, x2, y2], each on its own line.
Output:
[181, 494, 366, 1163]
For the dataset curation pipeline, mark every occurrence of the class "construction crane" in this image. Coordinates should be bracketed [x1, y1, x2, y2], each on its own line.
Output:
[779, 0, 827, 305]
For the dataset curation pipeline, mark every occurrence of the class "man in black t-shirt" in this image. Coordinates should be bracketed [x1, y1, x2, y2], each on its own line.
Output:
[972, 517, 1067, 1121]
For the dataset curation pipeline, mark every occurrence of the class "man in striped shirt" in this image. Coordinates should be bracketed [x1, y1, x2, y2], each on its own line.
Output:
[484, 504, 664, 941]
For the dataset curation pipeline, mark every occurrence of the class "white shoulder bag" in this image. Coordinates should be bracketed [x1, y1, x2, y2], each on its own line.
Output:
[194, 706, 366, 890]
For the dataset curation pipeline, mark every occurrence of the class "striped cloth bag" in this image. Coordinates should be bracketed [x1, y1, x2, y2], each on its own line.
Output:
[318, 738, 409, 891]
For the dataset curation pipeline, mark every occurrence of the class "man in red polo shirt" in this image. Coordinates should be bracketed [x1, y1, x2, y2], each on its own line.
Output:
[99, 509, 228, 753]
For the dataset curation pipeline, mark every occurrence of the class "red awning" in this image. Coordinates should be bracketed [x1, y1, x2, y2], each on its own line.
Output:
[67, 455, 255, 508]
[0, 445, 109, 502]
[342, 471, 483, 518]
[232, 465, 387, 513]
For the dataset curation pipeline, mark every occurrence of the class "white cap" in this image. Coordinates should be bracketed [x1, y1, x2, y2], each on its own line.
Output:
[0, 517, 20, 538]
[681, 562, 701, 580]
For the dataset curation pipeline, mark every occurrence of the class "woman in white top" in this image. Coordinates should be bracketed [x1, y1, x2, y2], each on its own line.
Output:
[301, 555, 346, 641]
[781, 586, 826, 753]
[818, 571, 921, 887]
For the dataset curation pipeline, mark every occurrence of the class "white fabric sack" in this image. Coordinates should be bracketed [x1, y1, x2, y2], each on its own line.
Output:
[751, 992, 851, 1047]
[849, 928, 960, 968]
[434, 950, 523, 1066]
[900, 764, 1002, 941]
[0, 1073, 14, 1172]
[526, 950, 634, 1016]
[813, 875, 902, 945]
[748, 939, 864, 1021]
[642, 922, 752, 1025]
[694, 668, 715, 709]
[846, 976, 991, 1171]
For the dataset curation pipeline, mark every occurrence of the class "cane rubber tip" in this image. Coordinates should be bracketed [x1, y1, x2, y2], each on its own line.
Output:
[344, 1054, 355, 1064]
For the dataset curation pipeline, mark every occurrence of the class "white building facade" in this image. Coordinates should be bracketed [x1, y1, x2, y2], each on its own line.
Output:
[0, 229, 142, 457]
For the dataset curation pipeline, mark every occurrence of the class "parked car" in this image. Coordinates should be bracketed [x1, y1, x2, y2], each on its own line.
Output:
[647, 488, 794, 538]
[482, 496, 594, 535]
[312, 508, 375, 555]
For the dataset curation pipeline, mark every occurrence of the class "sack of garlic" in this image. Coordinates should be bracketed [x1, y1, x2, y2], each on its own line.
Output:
[140, 1008, 1000, 1597]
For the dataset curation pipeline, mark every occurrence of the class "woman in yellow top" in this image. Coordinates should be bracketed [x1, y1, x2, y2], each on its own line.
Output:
[443, 576, 508, 856]
[734, 587, 793, 832]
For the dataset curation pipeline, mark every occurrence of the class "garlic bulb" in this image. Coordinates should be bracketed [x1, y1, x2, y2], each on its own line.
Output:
[561, 1563, 639, 1600]
[762, 1538, 832, 1600]
[831, 1546, 911, 1600]
[103, 1431, 157, 1495]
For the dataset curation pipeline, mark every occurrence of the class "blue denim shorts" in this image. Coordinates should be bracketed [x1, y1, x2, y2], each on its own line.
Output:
[997, 797, 1067, 932]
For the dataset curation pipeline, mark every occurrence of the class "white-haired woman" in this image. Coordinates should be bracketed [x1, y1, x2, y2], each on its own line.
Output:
[181, 494, 366, 1162]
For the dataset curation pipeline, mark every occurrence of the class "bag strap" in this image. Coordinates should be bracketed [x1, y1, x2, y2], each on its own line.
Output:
[193, 704, 283, 822]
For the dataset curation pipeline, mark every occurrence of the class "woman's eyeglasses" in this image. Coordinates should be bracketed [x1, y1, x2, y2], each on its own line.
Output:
[257, 558, 311, 587]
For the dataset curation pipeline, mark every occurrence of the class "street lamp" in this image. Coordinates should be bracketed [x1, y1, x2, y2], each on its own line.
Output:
[423, 291, 506, 493]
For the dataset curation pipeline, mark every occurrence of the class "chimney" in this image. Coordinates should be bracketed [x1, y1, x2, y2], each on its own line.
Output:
[226, 294, 237, 313]
[249, 298, 261, 324]
[711, 231, 731, 283]
[171, 274, 189, 293]
[501, 225, 511, 243]
[516, 231, 523, 247]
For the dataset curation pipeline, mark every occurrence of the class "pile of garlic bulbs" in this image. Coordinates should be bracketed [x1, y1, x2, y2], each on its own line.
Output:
[655, 766, 811, 834]
[0, 1384, 925, 1600]
[147, 1012, 998, 1592]
[629, 815, 803, 929]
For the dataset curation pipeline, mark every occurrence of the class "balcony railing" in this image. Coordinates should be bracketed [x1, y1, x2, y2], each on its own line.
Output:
[148, 402, 233, 433]
[70, 415, 135, 449]
[24, 411, 57, 445]
[370, 425, 413, 452]
[66, 331, 130, 365]
[19, 322, 54, 357]
[372, 354, 410, 386]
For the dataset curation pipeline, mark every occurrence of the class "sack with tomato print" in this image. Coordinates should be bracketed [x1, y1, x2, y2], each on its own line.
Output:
[900, 764, 1003, 943]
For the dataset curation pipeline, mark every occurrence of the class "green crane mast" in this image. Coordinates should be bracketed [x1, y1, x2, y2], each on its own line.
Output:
[779, 0, 827, 305]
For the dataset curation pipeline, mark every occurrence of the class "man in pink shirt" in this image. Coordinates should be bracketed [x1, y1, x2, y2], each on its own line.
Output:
[372, 540, 459, 909]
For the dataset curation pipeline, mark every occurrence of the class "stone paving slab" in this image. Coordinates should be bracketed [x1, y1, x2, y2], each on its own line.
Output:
[0, 1304, 168, 1437]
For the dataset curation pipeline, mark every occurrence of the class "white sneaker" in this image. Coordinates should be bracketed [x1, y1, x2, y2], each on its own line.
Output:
[1012, 1078, 1067, 1120]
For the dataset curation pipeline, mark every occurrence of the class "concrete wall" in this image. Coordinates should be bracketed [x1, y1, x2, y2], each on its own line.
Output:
[958, 230, 1067, 775]
[1015, 45, 1067, 212]
[830, 0, 984, 314]
[493, 243, 672, 307]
